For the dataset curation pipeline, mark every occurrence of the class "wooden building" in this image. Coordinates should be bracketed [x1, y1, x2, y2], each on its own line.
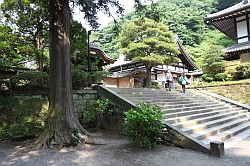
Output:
[103, 36, 201, 88]
[205, 0, 250, 62]
[89, 43, 116, 69]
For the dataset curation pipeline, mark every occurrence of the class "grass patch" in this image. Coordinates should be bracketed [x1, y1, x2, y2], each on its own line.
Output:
[189, 79, 250, 88]
[189, 79, 250, 106]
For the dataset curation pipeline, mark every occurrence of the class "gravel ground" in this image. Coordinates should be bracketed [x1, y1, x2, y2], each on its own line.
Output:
[0, 131, 249, 166]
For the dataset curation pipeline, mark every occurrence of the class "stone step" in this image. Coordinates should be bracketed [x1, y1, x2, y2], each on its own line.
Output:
[173, 109, 249, 128]
[163, 106, 231, 118]
[131, 99, 206, 105]
[223, 129, 250, 149]
[117, 94, 190, 99]
[201, 122, 250, 145]
[182, 112, 250, 134]
[161, 103, 228, 113]
[164, 108, 240, 124]
[190, 117, 250, 140]
[117, 91, 202, 96]
[156, 101, 217, 108]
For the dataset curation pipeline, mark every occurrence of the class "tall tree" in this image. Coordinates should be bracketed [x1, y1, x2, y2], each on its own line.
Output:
[1, 0, 49, 70]
[120, 18, 179, 87]
[36, 0, 143, 147]
[215, 0, 242, 11]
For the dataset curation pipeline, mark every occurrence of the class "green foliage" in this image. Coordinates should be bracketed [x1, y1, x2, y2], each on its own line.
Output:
[232, 63, 250, 80]
[202, 73, 227, 82]
[0, 96, 48, 140]
[200, 45, 226, 74]
[9, 71, 48, 90]
[124, 101, 164, 148]
[71, 69, 90, 89]
[1, 0, 49, 70]
[70, 20, 88, 65]
[214, 73, 227, 81]
[0, 25, 31, 68]
[157, 0, 217, 46]
[92, 70, 109, 83]
[215, 0, 242, 11]
[202, 73, 214, 82]
[119, 17, 179, 87]
[83, 99, 111, 128]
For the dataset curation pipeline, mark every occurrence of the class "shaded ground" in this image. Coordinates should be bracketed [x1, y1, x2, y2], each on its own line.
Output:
[0, 130, 249, 166]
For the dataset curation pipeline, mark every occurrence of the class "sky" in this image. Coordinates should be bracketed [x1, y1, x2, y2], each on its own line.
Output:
[73, 0, 136, 30]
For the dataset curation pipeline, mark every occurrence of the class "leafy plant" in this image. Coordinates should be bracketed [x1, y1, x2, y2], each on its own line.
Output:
[71, 69, 90, 89]
[232, 63, 250, 80]
[202, 73, 214, 82]
[92, 71, 109, 83]
[124, 101, 164, 148]
[214, 73, 227, 81]
[9, 71, 48, 90]
[83, 99, 110, 128]
[0, 96, 48, 140]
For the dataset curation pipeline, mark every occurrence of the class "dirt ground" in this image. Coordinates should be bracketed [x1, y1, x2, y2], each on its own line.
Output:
[0, 130, 250, 166]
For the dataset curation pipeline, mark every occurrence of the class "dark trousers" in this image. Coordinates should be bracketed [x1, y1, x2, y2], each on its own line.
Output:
[182, 84, 186, 93]
[166, 80, 172, 90]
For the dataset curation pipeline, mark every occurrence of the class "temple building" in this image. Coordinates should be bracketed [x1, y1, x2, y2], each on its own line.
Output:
[103, 36, 201, 88]
[205, 0, 250, 62]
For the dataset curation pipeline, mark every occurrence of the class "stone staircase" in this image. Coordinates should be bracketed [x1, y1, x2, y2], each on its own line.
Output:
[110, 88, 250, 148]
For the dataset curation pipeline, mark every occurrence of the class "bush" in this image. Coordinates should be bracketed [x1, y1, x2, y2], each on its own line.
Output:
[92, 71, 109, 83]
[202, 74, 214, 82]
[232, 63, 250, 80]
[9, 71, 48, 90]
[0, 96, 48, 140]
[124, 101, 164, 148]
[71, 69, 91, 89]
[214, 73, 227, 81]
[83, 99, 111, 128]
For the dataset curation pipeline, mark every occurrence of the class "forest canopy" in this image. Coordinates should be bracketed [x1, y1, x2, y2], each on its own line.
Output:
[93, 0, 238, 68]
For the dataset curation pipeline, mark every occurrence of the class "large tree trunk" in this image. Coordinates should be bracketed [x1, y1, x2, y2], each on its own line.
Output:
[36, 0, 91, 148]
[145, 66, 152, 88]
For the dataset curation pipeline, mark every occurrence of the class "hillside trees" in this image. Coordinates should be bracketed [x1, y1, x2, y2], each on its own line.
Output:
[120, 18, 179, 87]
[94, 0, 219, 59]
[0, 25, 30, 67]
[1, 0, 49, 71]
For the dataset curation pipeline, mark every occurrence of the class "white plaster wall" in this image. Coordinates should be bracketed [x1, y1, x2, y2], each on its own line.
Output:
[236, 15, 246, 21]
[237, 21, 248, 40]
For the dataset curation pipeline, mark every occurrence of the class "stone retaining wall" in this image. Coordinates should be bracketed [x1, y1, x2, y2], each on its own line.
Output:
[7, 89, 98, 115]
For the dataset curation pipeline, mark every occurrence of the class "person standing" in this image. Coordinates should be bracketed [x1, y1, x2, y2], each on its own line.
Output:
[165, 70, 173, 91]
[178, 72, 188, 93]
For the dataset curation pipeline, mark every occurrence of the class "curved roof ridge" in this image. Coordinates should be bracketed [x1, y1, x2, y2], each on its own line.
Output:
[205, 0, 250, 21]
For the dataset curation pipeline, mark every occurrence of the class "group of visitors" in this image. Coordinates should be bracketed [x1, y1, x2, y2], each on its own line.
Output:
[165, 70, 188, 93]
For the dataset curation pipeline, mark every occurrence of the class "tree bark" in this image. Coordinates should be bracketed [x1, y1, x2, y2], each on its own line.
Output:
[36, 0, 91, 148]
[145, 65, 152, 88]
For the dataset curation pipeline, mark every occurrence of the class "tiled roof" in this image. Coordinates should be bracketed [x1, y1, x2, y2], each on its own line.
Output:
[205, 0, 250, 40]
[224, 41, 250, 53]
[89, 43, 116, 64]
[206, 0, 250, 21]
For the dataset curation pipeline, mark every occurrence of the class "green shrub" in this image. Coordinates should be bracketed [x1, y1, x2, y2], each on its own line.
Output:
[71, 69, 91, 89]
[0, 96, 48, 140]
[232, 63, 250, 80]
[83, 99, 110, 128]
[124, 101, 164, 148]
[9, 71, 48, 90]
[151, 82, 162, 89]
[214, 73, 227, 81]
[202, 73, 214, 82]
[92, 71, 109, 83]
